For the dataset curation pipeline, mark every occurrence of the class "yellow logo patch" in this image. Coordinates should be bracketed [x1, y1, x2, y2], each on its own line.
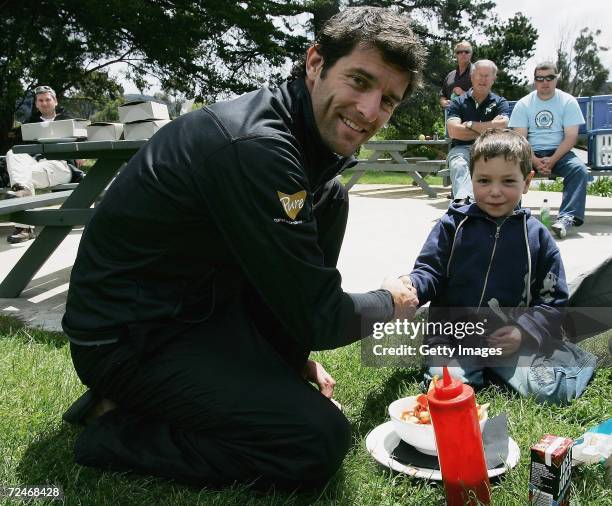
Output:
[277, 190, 307, 220]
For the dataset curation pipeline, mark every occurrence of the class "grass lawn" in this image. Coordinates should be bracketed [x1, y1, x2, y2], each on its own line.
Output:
[339, 171, 444, 186]
[1, 315, 610, 505]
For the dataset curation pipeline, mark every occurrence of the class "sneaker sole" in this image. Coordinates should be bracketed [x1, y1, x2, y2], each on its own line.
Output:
[551, 224, 566, 239]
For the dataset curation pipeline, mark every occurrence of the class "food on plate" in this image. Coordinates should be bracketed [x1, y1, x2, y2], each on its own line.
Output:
[400, 390, 489, 425]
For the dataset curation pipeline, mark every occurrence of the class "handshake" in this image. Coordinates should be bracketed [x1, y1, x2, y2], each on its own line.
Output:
[382, 275, 419, 320]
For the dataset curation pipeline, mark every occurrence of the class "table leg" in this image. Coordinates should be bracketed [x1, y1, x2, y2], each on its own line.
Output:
[389, 152, 437, 198]
[0, 159, 123, 297]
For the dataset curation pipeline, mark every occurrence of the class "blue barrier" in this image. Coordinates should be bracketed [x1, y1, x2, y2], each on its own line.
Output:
[591, 95, 612, 130]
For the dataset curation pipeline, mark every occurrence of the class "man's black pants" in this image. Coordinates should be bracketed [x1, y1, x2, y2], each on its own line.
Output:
[69, 179, 352, 490]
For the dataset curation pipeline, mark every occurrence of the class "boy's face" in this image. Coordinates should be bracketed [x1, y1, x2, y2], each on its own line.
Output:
[472, 156, 532, 218]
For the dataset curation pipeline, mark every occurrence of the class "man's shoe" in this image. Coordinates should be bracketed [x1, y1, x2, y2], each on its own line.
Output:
[63, 389, 117, 426]
[7, 227, 35, 244]
[4, 184, 32, 199]
[551, 215, 574, 239]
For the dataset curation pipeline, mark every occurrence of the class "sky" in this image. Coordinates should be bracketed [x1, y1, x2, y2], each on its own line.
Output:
[116, 0, 612, 94]
[493, 0, 612, 80]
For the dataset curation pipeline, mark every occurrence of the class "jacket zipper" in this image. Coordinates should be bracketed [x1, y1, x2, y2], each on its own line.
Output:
[477, 217, 509, 309]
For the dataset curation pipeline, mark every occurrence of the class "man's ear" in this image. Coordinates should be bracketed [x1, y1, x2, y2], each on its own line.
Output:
[305, 45, 324, 81]
[523, 170, 534, 194]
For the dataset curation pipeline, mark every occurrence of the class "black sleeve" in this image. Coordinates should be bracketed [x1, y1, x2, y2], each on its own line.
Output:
[192, 135, 393, 350]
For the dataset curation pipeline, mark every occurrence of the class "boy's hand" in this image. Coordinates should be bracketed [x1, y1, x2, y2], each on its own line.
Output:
[487, 325, 522, 355]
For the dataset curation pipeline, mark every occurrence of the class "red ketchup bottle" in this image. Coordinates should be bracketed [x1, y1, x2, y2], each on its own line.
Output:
[427, 367, 491, 505]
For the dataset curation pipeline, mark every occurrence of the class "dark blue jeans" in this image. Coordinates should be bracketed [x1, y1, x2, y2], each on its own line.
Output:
[535, 150, 590, 225]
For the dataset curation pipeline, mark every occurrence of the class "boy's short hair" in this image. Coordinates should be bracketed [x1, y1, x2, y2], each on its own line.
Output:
[470, 129, 533, 178]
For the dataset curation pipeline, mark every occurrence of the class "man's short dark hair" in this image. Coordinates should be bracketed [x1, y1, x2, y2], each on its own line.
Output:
[534, 62, 558, 75]
[290, 7, 426, 99]
[470, 129, 533, 178]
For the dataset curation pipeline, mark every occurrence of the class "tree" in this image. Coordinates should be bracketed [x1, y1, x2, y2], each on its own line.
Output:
[556, 28, 610, 98]
[475, 13, 538, 100]
[0, 1, 309, 147]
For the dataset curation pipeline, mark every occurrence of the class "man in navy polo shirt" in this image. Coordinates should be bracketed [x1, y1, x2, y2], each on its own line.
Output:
[446, 60, 510, 201]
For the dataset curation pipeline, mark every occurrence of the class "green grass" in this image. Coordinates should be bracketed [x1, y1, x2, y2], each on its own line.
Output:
[1, 315, 610, 505]
[538, 176, 612, 197]
[339, 171, 444, 186]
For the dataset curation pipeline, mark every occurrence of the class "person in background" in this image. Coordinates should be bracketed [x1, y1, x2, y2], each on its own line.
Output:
[3, 85, 83, 243]
[509, 62, 590, 239]
[439, 40, 474, 109]
[446, 60, 509, 202]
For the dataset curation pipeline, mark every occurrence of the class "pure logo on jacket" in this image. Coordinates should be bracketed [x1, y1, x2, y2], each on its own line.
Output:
[277, 190, 306, 220]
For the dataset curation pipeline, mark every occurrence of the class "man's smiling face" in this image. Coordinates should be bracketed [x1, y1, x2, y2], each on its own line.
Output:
[305, 45, 410, 156]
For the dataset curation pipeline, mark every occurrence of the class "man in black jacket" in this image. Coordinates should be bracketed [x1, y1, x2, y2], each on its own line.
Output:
[63, 7, 424, 490]
[4, 85, 82, 243]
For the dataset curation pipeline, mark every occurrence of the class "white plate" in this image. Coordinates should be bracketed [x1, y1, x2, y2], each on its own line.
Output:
[37, 137, 78, 144]
[365, 421, 520, 481]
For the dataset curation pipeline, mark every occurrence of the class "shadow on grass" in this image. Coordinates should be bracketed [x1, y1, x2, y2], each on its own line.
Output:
[355, 367, 424, 438]
[0, 314, 67, 348]
[15, 422, 346, 506]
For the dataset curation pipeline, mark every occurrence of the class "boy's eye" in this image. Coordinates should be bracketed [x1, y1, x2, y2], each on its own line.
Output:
[477, 178, 489, 184]
[504, 179, 517, 184]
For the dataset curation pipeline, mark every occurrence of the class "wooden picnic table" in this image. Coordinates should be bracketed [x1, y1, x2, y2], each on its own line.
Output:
[0, 139, 146, 297]
[346, 139, 450, 197]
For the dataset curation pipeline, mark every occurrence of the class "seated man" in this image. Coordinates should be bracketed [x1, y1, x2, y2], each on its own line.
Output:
[4, 85, 82, 243]
[509, 62, 590, 239]
[446, 60, 509, 202]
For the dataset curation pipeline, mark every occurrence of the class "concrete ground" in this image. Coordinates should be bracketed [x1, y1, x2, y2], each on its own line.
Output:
[1, 185, 611, 331]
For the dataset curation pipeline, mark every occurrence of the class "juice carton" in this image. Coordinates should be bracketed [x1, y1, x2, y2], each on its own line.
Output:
[529, 434, 572, 506]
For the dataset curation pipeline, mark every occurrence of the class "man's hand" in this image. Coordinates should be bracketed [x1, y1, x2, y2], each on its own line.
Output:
[491, 115, 508, 129]
[452, 86, 465, 96]
[440, 97, 451, 109]
[533, 156, 552, 175]
[303, 359, 336, 399]
[487, 325, 522, 355]
[75, 159, 85, 168]
[381, 276, 419, 320]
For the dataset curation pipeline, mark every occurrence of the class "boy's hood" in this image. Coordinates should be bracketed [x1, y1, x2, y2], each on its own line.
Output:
[447, 201, 532, 220]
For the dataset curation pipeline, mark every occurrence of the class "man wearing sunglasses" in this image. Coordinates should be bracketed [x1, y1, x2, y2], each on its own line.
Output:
[3, 86, 83, 243]
[509, 62, 590, 239]
[439, 41, 474, 109]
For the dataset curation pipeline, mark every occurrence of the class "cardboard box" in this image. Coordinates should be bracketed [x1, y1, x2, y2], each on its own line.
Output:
[21, 119, 89, 141]
[118, 101, 170, 123]
[529, 434, 572, 506]
[123, 120, 171, 140]
[87, 122, 124, 142]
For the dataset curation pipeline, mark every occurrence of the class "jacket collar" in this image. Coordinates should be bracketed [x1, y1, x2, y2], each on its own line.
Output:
[282, 78, 356, 190]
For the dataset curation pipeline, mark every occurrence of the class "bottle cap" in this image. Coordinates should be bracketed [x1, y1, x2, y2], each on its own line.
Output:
[433, 366, 464, 399]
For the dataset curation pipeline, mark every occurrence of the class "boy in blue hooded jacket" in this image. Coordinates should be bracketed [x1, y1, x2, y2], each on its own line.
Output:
[402, 129, 595, 404]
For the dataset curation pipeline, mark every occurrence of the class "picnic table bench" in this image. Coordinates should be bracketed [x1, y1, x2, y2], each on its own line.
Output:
[0, 139, 146, 297]
[348, 139, 450, 197]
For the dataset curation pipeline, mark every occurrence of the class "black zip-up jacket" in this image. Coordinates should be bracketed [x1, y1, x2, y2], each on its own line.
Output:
[63, 79, 394, 350]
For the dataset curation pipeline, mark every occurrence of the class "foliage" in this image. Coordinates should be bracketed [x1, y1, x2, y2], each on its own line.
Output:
[0, 1, 309, 145]
[537, 176, 612, 198]
[556, 28, 610, 97]
[476, 13, 538, 100]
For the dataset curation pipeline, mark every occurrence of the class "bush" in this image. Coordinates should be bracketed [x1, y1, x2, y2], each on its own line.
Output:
[538, 176, 612, 197]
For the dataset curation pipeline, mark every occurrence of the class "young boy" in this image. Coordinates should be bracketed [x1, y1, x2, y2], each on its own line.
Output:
[403, 129, 595, 404]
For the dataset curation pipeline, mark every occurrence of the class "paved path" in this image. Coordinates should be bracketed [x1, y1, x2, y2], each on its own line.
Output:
[1, 186, 611, 331]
